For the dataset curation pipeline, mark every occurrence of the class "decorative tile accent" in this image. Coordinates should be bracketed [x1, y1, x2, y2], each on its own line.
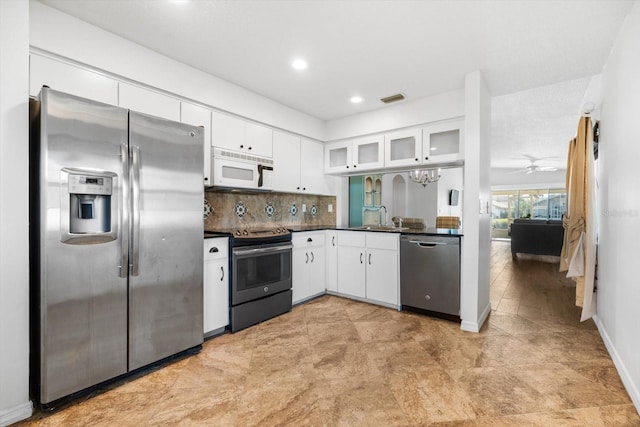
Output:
[234, 201, 247, 218]
[264, 202, 275, 218]
[204, 191, 336, 230]
[310, 204, 318, 217]
[203, 198, 213, 219]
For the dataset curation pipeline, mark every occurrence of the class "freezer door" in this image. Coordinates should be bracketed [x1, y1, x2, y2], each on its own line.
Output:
[128, 112, 204, 370]
[37, 88, 129, 404]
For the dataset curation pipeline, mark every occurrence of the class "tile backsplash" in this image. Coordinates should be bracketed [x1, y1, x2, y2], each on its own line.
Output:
[204, 191, 336, 230]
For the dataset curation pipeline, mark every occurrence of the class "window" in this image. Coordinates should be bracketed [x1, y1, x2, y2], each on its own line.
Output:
[491, 188, 566, 239]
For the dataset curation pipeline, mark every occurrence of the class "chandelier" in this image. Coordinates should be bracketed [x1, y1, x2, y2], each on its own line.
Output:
[409, 169, 441, 187]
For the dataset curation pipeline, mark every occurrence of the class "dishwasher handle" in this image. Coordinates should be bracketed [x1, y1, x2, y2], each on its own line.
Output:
[409, 240, 447, 248]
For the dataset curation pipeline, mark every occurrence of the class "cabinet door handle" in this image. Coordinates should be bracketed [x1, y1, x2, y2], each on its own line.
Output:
[310, 251, 314, 263]
[240, 144, 244, 149]
[209, 247, 219, 253]
[360, 253, 363, 264]
[220, 266, 224, 281]
[368, 253, 372, 265]
[307, 237, 313, 242]
[332, 236, 335, 246]
[305, 252, 309, 264]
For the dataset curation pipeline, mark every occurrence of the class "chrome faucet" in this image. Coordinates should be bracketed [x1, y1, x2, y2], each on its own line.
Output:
[398, 217, 404, 229]
[379, 205, 388, 227]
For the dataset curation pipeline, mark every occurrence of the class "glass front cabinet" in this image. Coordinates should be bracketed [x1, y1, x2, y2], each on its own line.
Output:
[383, 128, 422, 168]
[325, 135, 384, 174]
[422, 119, 464, 164]
[352, 135, 384, 171]
[324, 140, 352, 174]
[326, 118, 464, 174]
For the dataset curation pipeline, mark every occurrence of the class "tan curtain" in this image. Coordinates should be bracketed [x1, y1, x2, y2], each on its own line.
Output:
[560, 116, 596, 321]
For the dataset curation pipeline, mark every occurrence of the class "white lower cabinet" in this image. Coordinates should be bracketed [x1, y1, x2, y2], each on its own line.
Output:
[292, 232, 326, 304]
[335, 231, 399, 306]
[365, 247, 399, 305]
[325, 231, 338, 292]
[203, 237, 229, 336]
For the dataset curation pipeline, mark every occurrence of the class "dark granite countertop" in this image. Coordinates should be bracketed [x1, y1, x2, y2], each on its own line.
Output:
[203, 230, 233, 239]
[287, 225, 337, 232]
[205, 225, 463, 238]
[288, 225, 463, 237]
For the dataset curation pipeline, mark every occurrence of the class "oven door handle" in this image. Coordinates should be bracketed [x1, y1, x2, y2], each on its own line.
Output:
[233, 244, 293, 256]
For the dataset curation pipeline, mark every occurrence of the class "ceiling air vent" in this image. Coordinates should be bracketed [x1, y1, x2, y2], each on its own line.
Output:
[380, 93, 405, 104]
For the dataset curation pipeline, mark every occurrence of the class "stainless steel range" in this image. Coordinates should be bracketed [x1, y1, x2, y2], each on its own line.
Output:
[228, 227, 293, 332]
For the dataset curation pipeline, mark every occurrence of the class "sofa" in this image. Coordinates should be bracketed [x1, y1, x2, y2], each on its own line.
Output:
[508, 219, 564, 258]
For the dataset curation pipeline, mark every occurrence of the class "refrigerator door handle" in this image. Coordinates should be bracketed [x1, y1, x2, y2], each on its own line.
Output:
[119, 144, 129, 278]
[131, 145, 141, 276]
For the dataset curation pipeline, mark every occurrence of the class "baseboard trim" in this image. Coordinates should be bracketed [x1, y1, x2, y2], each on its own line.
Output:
[0, 401, 33, 427]
[593, 315, 640, 413]
[460, 302, 491, 333]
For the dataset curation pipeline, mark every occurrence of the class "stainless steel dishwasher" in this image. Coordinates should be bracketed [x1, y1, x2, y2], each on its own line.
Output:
[400, 235, 460, 317]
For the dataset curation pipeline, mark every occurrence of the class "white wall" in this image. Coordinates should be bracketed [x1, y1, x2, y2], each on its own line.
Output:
[491, 167, 567, 187]
[324, 90, 465, 141]
[405, 178, 438, 228]
[437, 167, 464, 218]
[594, 0, 640, 411]
[29, 1, 325, 140]
[460, 71, 492, 332]
[0, 1, 32, 426]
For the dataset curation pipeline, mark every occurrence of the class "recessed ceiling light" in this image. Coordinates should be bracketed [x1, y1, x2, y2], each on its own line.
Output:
[350, 96, 363, 104]
[291, 59, 308, 70]
[431, 147, 438, 151]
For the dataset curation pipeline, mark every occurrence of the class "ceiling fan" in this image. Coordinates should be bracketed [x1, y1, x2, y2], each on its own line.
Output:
[511, 155, 559, 174]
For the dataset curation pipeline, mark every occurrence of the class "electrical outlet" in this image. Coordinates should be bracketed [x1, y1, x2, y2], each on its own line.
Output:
[328, 204, 333, 213]
[302, 204, 307, 212]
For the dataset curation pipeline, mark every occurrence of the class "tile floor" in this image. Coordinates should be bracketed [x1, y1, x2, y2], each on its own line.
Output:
[17, 241, 640, 426]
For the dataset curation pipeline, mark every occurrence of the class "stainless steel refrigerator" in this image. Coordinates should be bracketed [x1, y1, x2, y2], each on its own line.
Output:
[31, 87, 204, 405]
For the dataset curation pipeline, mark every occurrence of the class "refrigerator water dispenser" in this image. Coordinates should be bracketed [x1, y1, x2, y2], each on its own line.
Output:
[61, 169, 118, 244]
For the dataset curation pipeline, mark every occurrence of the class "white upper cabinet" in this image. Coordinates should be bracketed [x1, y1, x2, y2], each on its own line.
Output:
[245, 122, 273, 158]
[384, 128, 422, 168]
[181, 102, 212, 186]
[422, 119, 464, 164]
[300, 138, 325, 194]
[211, 110, 273, 158]
[273, 132, 326, 194]
[119, 82, 181, 121]
[272, 131, 302, 193]
[30, 55, 118, 105]
[352, 134, 384, 171]
[324, 140, 353, 174]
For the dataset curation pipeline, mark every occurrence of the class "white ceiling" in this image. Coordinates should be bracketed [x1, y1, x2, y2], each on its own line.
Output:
[491, 76, 592, 170]
[36, 0, 631, 171]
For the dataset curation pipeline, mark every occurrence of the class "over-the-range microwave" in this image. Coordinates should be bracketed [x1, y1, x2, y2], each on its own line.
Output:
[210, 147, 274, 191]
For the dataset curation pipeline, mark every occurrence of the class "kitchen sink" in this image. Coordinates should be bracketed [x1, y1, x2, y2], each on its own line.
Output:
[348, 225, 409, 232]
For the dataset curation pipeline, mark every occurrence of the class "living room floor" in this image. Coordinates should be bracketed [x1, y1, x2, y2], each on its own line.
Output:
[18, 241, 639, 426]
